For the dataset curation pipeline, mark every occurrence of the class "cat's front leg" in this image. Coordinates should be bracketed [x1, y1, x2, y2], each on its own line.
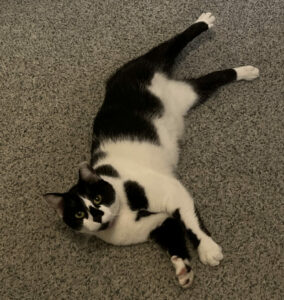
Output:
[135, 172, 223, 266]
[162, 179, 224, 266]
[150, 217, 194, 288]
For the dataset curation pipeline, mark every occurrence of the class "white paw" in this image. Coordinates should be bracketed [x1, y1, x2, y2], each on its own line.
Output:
[195, 12, 216, 28]
[198, 237, 223, 266]
[171, 256, 194, 288]
[234, 66, 260, 81]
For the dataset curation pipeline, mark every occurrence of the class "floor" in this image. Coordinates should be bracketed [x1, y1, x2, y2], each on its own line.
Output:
[1, 0, 283, 299]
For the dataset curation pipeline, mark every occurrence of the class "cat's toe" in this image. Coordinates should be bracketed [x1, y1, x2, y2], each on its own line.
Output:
[171, 256, 194, 288]
[234, 66, 260, 81]
[198, 237, 223, 267]
[178, 268, 194, 288]
[195, 12, 216, 28]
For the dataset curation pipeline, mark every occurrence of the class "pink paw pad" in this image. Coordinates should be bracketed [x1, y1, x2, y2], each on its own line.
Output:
[171, 256, 194, 288]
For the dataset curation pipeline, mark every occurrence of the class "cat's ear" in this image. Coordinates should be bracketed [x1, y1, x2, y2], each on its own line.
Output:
[44, 193, 64, 217]
[79, 161, 100, 183]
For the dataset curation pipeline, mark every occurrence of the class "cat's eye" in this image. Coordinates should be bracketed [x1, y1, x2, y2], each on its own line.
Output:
[94, 194, 102, 205]
[74, 211, 85, 219]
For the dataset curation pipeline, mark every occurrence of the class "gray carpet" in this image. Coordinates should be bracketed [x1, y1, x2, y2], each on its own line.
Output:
[1, 0, 283, 299]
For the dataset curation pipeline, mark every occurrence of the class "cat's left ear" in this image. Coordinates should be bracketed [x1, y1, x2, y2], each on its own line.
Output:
[44, 193, 64, 217]
[79, 161, 100, 183]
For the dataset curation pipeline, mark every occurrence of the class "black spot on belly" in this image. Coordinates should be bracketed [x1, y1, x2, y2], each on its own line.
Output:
[135, 210, 156, 221]
[95, 164, 120, 178]
[124, 181, 148, 211]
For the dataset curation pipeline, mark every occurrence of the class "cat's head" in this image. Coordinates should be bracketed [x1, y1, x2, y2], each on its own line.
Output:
[44, 162, 119, 234]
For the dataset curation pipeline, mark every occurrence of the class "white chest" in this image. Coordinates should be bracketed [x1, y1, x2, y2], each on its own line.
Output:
[94, 204, 168, 245]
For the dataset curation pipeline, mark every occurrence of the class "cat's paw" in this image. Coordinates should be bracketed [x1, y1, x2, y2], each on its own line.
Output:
[195, 12, 215, 28]
[171, 256, 194, 288]
[198, 237, 223, 266]
[234, 66, 260, 81]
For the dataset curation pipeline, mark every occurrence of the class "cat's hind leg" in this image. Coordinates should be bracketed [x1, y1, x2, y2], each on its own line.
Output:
[189, 66, 260, 106]
[143, 12, 215, 74]
[150, 218, 194, 288]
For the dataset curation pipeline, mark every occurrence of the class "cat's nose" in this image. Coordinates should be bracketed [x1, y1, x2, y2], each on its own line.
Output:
[89, 206, 104, 223]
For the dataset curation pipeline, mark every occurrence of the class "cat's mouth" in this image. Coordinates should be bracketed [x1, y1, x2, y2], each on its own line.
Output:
[99, 216, 117, 231]
[108, 216, 117, 228]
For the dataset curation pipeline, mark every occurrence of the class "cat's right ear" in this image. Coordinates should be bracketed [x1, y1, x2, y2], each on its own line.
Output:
[44, 193, 64, 217]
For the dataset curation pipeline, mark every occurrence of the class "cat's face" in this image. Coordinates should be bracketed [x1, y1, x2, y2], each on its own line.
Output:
[44, 162, 119, 234]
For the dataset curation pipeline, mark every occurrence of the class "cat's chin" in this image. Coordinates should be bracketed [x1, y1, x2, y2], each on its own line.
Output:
[108, 216, 117, 229]
[80, 216, 117, 235]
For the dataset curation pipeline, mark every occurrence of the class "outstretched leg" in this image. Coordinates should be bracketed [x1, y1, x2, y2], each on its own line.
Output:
[147, 178, 225, 267]
[144, 12, 215, 74]
[150, 218, 194, 288]
[107, 13, 215, 88]
[190, 66, 260, 105]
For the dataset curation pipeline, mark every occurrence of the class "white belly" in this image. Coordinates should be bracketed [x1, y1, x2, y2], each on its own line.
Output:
[148, 73, 198, 165]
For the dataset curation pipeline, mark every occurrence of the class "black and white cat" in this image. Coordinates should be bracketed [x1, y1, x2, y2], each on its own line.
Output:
[45, 12, 259, 288]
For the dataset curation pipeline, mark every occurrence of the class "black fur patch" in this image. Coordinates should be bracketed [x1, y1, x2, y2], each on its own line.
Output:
[94, 164, 120, 178]
[189, 69, 237, 106]
[90, 151, 106, 166]
[93, 90, 162, 144]
[124, 181, 148, 211]
[92, 41, 166, 145]
[173, 208, 210, 248]
[186, 207, 211, 248]
[195, 207, 211, 236]
[172, 208, 182, 220]
[150, 217, 190, 260]
[173, 209, 200, 247]
[144, 22, 208, 74]
[187, 229, 200, 248]
[135, 210, 156, 221]
[99, 222, 109, 231]
[91, 22, 211, 144]
[89, 206, 104, 223]
[185, 264, 192, 273]
[91, 136, 100, 154]
[61, 193, 88, 231]
[79, 179, 115, 207]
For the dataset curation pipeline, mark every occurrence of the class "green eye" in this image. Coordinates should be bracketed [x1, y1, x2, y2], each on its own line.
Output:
[75, 211, 85, 219]
[94, 194, 102, 205]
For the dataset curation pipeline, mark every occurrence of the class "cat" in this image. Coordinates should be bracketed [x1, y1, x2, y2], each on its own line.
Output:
[44, 12, 259, 288]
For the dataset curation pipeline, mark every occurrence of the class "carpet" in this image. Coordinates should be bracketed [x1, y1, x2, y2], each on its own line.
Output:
[1, 0, 283, 299]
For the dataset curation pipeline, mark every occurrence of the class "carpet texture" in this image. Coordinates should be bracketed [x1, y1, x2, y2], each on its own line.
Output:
[1, 0, 283, 299]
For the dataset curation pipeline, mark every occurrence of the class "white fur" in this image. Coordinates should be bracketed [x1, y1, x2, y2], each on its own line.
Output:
[85, 72, 223, 268]
[171, 256, 194, 288]
[198, 236, 224, 266]
[234, 66, 260, 81]
[149, 73, 198, 166]
[48, 13, 261, 287]
[80, 196, 120, 233]
[195, 12, 215, 28]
